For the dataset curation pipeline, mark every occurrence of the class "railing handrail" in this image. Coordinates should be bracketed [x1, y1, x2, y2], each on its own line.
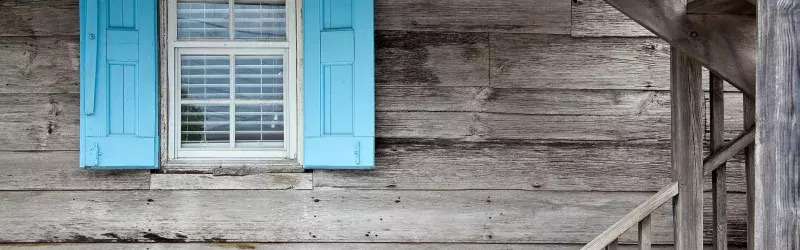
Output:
[582, 124, 755, 250]
[703, 125, 756, 175]
[581, 182, 679, 250]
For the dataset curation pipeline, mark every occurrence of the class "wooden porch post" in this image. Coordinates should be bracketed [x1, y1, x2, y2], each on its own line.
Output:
[755, 0, 799, 248]
[670, 47, 704, 249]
[710, 73, 727, 250]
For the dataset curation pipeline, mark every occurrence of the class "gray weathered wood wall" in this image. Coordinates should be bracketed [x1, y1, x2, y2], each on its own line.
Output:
[0, 0, 749, 247]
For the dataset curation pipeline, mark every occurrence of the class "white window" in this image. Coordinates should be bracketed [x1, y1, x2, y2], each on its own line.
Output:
[167, 0, 298, 161]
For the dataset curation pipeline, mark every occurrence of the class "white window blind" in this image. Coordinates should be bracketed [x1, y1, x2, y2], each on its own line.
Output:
[177, 0, 230, 39]
[168, 0, 297, 160]
[179, 54, 286, 149]
[177, 0, 286, 39]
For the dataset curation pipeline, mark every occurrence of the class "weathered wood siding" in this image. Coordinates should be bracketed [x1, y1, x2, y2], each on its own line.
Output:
[0, 0, 749, 247]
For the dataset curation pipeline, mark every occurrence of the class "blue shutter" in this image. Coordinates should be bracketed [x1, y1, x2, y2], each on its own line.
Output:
[303, 0, 375, 169]
[80, 0, 158, 170]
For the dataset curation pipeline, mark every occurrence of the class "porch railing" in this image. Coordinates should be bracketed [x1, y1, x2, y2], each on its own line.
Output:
[582, 48, 757, 250]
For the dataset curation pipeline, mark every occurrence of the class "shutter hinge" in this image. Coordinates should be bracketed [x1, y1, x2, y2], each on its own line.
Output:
[87, 143, 100, 167]
[354, 141, 361, 165]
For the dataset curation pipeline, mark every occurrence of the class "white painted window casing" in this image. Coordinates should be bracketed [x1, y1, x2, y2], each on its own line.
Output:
[167, 0, 299, 161]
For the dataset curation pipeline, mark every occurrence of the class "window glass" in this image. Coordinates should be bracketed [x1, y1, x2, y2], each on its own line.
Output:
[235, 104, 284, 148]
[177, 0, 230, 39]
[170, 0, 295, 159]
[177, 0, 287, 40]
[181, 104, 230, 148]
[179, 54, 286, 149]
[234, 55, 284, 100]
[234, 1, 287, 39]
[180, 55, 230, 100]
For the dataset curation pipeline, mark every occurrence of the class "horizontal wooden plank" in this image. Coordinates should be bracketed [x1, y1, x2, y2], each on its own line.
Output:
[490, 34, 670, 90]
[0, 243, 747, 249]
[0, 151, 150, 191]
[570, 0, 655, 37]
[376, 31, 489, 87]
[0, 91, 746, 150]
[0, 93, 78, 151]
[151, 173, 313, 190]
[378, 112, 670, 143]
[0, 0, 79, 37]
[315, 140, 747, 192]
[0, 36, 79, 93]
[377, 88, 670, 116]
[375, 0, 570, 34]
[0, 32, 692, 92]
[0, 190, 746, 244]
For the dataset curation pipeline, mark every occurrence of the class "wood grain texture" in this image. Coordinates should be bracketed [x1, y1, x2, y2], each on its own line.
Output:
[0, 0, 78, 37]
[0, 36, 79, 93]
[377, 112, 670, 143]
[376, 31, 489, 87]
[603, 0, 757, 97]
[315, 140, 747, 192]
[571, 0, 655, 37]
[150, 173, 313, 190]
[0, 0, 569, 36]
[0, 151, 149, 191]
[0, 243, 747, 250]
[0, 91, 748, 151]
[607, 239, 619, 250]
[0, 31, 693, 91]
[0, 93, 78, 151]
[742, 96, 755, 250]
[491, 34, 670, 90]
[638, 215, 652, 250]
[709, 73, 728, 250]
[374, 0, 570, 34]
[582, 182, 678, 250]
[377, 87, 671, 116]
[670, 47, 704, 250]
[687, 0, 757, 14]
[754, 0, 800, 248]
[0, 190, 746, 244]
[703, 126, 755, 176]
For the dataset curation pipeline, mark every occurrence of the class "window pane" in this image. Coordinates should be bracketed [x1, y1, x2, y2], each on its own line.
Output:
[233, 0, 287, 39]
[181, 55, 230, 100]
[177, 0, 230, 39]
[234, 55, 284, 100]
[181, 104, 230, 148]
[235, 104, 284, 148]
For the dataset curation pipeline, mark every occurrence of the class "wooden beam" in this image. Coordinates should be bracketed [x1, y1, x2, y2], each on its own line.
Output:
[602, 0, 756, 97]
[686, 0, 756, 14]
[754, 0, 800, 248]
[581, 182, 679, 250]
[670, 47, 704, 250]
[607, 239, 619, 250]
[709, 73, 727, 250]
[638, 215, 652, 250]
[703, 126, 756, 175]
[743, 96, 755, 250]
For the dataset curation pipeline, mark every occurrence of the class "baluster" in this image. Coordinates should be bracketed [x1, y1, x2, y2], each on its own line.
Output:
[607, 239, 619, 250]
[638, 215, 652, 250]
[710, 72, 728, 250]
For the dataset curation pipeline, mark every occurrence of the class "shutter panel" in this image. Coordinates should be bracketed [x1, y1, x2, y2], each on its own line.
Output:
[80, 0, 159, 170]
[303, 0, 375, 169]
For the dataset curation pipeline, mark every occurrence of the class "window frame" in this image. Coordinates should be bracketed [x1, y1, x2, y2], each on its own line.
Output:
[165, 0, 300, 162]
